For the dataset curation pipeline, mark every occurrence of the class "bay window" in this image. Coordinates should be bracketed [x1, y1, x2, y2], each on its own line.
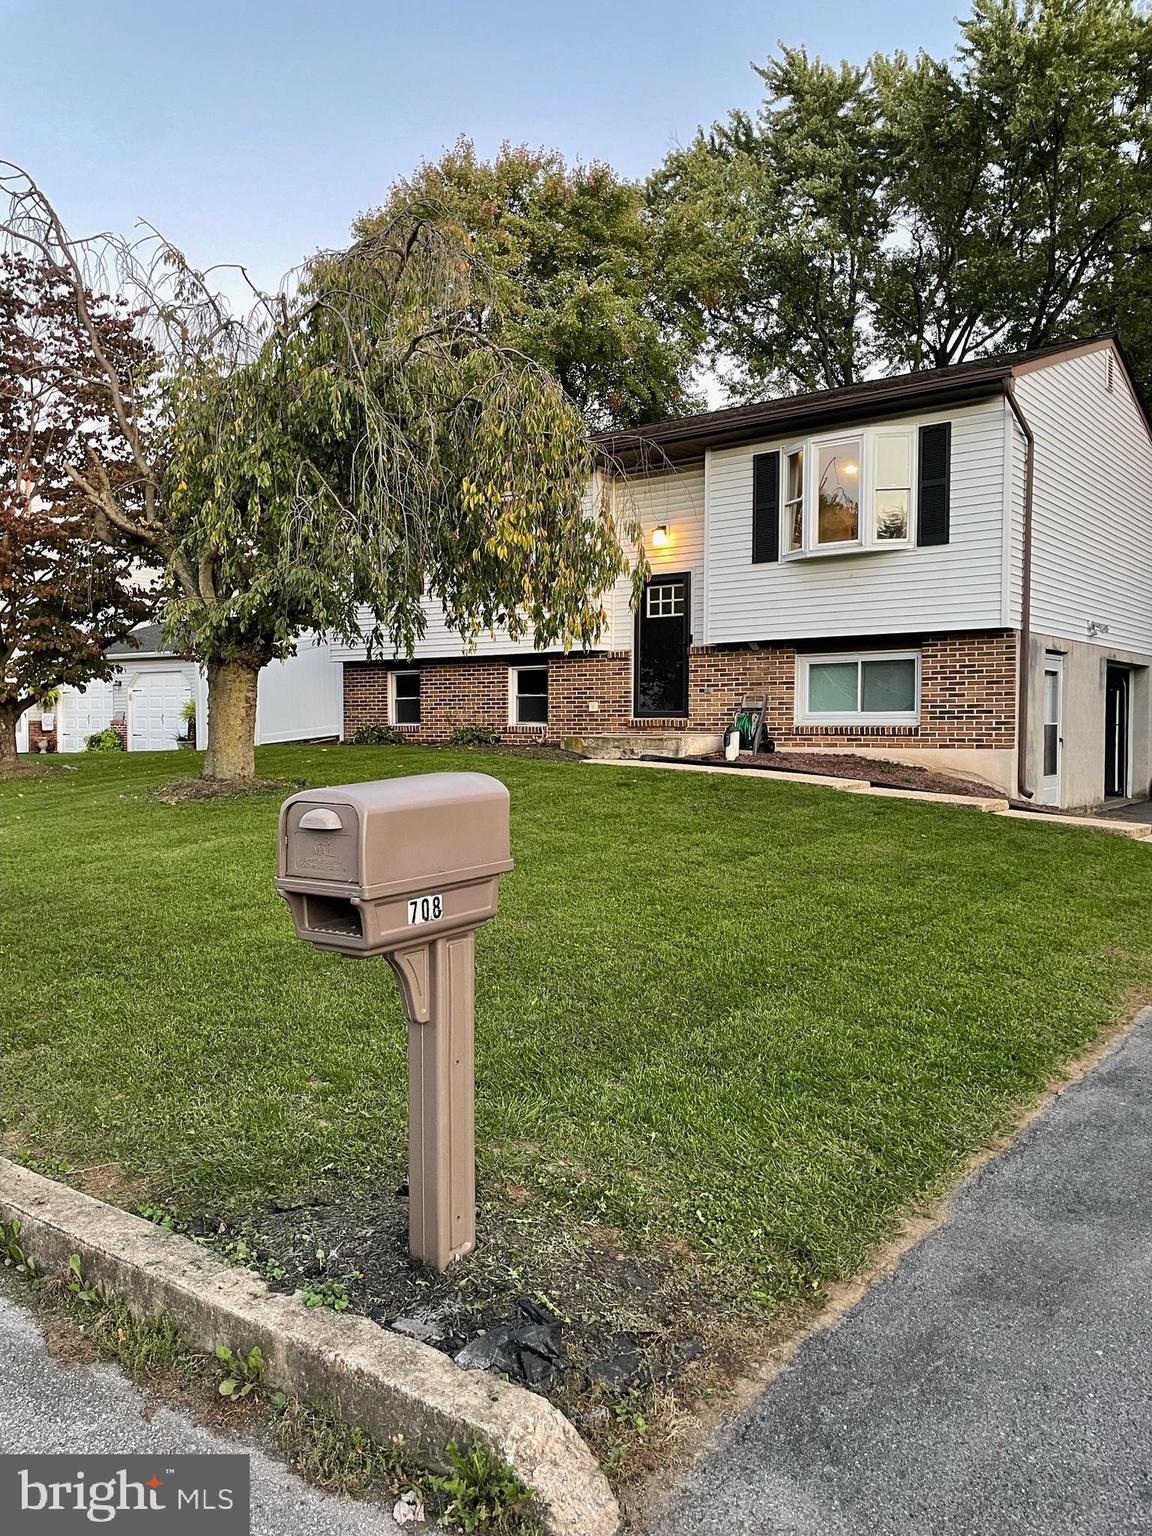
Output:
[798, 651, 920, 725]
[768, 422, 946, 556]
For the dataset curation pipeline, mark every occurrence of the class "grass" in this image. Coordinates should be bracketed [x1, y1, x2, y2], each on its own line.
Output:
[3, 744, 1152, 1301]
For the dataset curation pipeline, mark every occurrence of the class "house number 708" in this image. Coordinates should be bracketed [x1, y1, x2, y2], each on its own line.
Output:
[407, 894, 444, 926]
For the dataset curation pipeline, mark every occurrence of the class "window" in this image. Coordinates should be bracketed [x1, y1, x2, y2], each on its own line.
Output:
[512, 666, 548, 724]
[798, 651, 920, 724]
[872, 432, 912, 541]
[784, 448, 804, 552]
[766, 421, 949, 556]
[816, 438, 861, 544]
[646, 581, 685, 618]
[391, 671, 420, 725]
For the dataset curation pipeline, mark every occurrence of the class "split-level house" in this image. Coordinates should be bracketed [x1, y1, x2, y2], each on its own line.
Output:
[342, 334, 1152, 810]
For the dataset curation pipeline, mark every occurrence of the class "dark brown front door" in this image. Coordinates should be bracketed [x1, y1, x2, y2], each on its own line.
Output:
[635, 574, 690, 718]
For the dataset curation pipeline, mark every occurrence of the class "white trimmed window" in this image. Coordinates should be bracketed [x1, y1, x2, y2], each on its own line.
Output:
[391, 671, 421, 725]
[797, 651, 920, 725]
[511, 665, 549, 725]
[779, 424, 930, 555]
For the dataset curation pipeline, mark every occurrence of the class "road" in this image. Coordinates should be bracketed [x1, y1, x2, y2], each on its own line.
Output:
[0, 1284, 401, 1534]
[654, 1012, 1152, 1535]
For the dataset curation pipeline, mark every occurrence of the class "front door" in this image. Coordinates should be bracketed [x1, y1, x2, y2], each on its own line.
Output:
[1105, 665, 1130, 798]
[1039, 656, 1064, 806]
[635, 574, 690, 718]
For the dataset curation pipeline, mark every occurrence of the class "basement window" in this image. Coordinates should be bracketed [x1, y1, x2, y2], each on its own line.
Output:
[391, 671, 421, 725]
[511, 666, 549, 725]
[797, 651, 920, 725]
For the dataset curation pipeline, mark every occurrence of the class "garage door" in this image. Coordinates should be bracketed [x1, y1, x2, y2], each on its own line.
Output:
[127, 671, 192, 751]
[57, 681, 116, 753]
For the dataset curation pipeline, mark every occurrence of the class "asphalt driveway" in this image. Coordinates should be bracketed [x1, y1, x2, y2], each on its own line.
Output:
[653, 1009, 1152, 1535]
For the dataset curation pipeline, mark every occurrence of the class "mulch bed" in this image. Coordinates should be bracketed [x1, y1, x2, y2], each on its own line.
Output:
[689, 749, 1010, 800]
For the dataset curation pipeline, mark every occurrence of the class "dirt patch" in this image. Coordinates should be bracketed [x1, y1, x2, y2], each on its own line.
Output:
[153, 776, 301, 804]
[0, 760, 76, 781]
[170, 1181, 760, 1482]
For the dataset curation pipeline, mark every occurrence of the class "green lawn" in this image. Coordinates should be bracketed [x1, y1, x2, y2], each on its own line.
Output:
[3, 745, 1151, 1301]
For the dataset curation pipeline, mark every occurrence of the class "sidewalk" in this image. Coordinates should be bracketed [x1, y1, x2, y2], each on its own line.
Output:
[0, 1286, 401, 1535]
[653, 1010, 1152, 1535]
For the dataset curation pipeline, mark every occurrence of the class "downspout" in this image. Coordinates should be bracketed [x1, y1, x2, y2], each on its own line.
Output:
[1006, 381, 1036, 799]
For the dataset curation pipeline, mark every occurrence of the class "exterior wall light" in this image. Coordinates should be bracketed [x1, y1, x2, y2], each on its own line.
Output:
[651, 524, 670, 549]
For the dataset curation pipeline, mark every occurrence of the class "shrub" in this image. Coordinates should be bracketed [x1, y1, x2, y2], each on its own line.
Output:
[348, 723, 403, 746]
[448, 725, 501, 748]
[84, 727, 124, 753]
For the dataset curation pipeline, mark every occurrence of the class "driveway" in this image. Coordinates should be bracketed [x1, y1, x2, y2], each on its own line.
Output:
[0, 1284, 401, 1535]
[653, 1010, 1152, 1535]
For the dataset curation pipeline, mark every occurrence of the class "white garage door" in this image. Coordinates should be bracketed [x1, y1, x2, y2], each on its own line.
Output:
[57, 681, 116, 753]
[128, 671, 192, 751]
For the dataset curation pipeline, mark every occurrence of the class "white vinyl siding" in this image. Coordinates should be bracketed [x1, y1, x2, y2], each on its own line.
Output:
[704, 401, 1008, 644]
[1013, 348, 1152, 654]
[605, 462, 705, 645]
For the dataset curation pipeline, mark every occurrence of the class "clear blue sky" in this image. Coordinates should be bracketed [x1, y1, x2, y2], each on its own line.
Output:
[1, 0, 964, 294]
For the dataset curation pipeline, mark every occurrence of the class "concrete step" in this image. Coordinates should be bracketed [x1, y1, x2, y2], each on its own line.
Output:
[566, 731, 722, 760]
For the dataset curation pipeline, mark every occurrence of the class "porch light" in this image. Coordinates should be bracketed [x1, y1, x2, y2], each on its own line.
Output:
[651, 524, 670, 549]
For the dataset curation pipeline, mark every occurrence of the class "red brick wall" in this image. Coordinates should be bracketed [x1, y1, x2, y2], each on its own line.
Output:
[689, 630, 1017, 749]
[27, 718, 57, 753]
[343, 630, 1017, 750]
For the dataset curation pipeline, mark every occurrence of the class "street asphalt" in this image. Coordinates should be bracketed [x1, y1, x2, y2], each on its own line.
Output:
[654, 1010, 1152, 1535]
[0, 1284, 401, 1534]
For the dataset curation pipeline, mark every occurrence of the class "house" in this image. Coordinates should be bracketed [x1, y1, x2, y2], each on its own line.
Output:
[338, 335, 1152, 811]
[40, 625, 342, 753]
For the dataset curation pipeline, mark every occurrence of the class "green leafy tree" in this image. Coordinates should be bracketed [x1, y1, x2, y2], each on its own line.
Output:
[359, 140, 700, 429]
[650, 48, 887, 395]
[1, 165, 635, 781]
[650, 0, 1152, 397]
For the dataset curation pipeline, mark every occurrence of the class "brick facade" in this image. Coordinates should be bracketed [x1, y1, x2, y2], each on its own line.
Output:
[343, 629, 1018, 752]
[27, 717, 57, 753]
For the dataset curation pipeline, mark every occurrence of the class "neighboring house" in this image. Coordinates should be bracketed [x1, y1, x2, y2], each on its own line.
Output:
[46, 625, 343, 753]
[338, 336, 1152, 810]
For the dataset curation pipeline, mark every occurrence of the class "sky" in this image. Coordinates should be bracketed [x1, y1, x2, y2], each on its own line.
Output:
[1, 0, 965, 299]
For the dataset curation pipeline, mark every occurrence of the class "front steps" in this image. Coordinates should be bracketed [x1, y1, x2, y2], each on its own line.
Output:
[564, 731, 723, 760]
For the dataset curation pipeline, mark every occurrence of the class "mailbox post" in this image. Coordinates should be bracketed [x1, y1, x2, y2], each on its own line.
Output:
[274, 773, 513, 1271]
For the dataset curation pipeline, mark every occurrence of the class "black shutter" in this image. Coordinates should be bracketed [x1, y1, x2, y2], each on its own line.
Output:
[752, 451, 780, 563]
[917, 423, 951, 545]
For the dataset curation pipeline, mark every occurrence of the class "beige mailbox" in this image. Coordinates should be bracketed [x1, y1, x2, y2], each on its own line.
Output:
[275, 773, 513, 1271]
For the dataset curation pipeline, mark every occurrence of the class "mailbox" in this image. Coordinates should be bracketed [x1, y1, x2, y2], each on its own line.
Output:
[275, 773, 512, 958]
[275, 773, 513, 1272]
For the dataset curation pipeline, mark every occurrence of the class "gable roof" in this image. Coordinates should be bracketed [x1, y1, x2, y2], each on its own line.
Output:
[598, 336, 1135, 466]
[107, 623, 170, 658]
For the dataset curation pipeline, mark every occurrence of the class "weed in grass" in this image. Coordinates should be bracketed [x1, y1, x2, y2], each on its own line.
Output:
[215, 1343, 273, 1401]
[0, 1220, 39, 1282]
[427, 1441, 534, 1533]
[65, 1254, 101, 1304]
[299, 1274, 361, 1311]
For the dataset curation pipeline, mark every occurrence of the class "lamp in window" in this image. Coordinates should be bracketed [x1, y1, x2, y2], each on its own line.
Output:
[650, 524, 670, 549]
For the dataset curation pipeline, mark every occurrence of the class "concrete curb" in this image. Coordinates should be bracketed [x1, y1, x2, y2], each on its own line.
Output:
[0, 1159, 619, 1536]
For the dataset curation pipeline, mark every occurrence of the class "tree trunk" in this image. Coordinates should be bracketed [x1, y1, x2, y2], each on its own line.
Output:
[203, 659, 260, 781]
[0, 703, 20, 764]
